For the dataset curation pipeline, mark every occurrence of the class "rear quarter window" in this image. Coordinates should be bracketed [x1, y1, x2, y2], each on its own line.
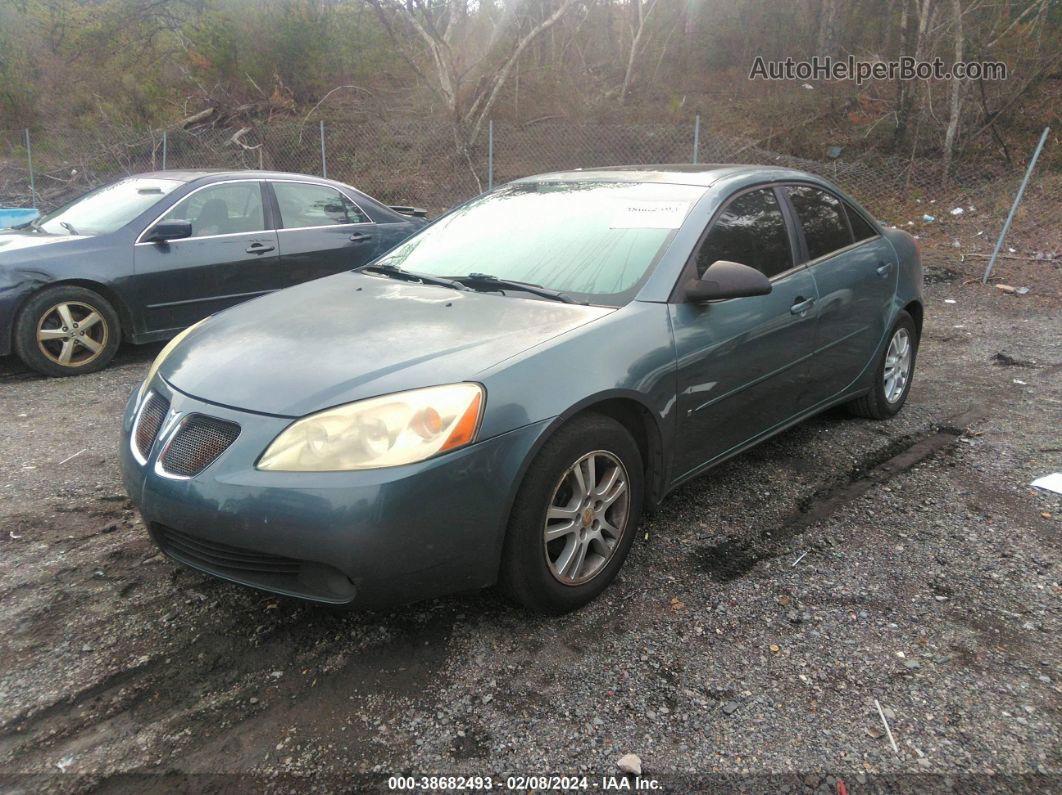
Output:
[845, 202, 879, 242]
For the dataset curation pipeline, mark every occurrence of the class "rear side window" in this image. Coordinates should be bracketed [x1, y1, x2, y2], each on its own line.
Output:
[698, 188, 792, 279]
[845, 202, 879, 242]
[273, 182, 369, 228]
[786, 186, 852, 261]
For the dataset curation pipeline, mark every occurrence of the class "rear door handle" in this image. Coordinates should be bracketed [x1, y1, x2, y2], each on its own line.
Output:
[876, 261, 893, 277]
[349, 232, 372, 242]
[790, 297, 815, 315]
[246, 243, 275, 254]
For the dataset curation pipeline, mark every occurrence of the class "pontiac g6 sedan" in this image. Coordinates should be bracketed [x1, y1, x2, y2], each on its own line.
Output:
[120, 165, 923, 613]
[0, 170, 426, 376]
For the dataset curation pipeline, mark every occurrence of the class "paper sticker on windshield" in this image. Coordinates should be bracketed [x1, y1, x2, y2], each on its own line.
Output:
[610, 200, 690, 229]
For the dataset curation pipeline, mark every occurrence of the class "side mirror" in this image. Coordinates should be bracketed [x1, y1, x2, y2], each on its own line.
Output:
[145, 219, 192, 242]
[684, 260, 772, 302]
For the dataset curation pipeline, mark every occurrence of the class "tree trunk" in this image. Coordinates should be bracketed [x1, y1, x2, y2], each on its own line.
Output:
[942, 0, 964, 185]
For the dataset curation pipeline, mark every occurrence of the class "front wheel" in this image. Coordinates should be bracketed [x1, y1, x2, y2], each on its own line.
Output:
[14, 285, 121, 377]
[847, 311, 918, 419]
[499, 413, 644, 613]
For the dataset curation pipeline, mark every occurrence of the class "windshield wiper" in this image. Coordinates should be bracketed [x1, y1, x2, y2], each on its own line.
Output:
[59, 221, 78, 236]
[360, 263, 470, 292]
[451, 273, 580, 304]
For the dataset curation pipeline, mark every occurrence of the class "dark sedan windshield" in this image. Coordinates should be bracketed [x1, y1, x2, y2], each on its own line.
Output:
[34, 177, 182, 236]
[372, 181, 705, 304]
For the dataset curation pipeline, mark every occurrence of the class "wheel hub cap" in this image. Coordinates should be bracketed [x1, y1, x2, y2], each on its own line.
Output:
[35, 301, 108, 368]
[883, 327, 912, 404]
[543, 450, 631, 586]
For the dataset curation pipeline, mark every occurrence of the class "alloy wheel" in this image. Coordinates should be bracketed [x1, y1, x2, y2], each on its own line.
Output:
[543, 450, 630, 585]
[883, 326, 912, 403]
[36, 301, 109, 368]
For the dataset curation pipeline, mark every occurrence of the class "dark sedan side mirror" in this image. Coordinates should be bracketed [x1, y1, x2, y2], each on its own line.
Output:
[684, 260, 773, 302]
[145, 219, 192, 243]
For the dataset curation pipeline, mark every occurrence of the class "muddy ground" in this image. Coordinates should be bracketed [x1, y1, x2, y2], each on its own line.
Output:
[0, 261, 1059, 793]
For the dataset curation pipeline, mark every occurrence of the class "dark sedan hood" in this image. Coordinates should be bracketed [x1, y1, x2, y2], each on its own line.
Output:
[0, 230, 92, 259]
[163, 271, 613, 417]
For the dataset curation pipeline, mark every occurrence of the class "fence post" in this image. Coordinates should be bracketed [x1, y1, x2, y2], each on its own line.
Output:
[162, 130, 168, 170]
[982, 125, 1050, 284]
[487, 120, 494, 191]
[320, 120, 328, 178]
[25, 129, 36, 206]
[692, 114, 700, 164]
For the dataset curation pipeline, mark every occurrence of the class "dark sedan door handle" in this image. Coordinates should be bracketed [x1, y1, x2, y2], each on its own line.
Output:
[349, 232, 373, 242]
[790, 297, 815, 315]
[876, 261, 893, 277]
[245, 243, 275, 254]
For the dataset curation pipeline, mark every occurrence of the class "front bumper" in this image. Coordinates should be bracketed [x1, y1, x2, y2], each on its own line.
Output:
[120, 378, 550, 607]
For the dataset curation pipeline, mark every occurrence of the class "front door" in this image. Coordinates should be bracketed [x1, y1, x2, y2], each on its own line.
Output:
[670, 186, 820, 480]
[269, 181, 380, 286]
[133, 181, 280, 333]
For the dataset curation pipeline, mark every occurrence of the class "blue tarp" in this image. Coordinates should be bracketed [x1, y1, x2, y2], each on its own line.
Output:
[0, 208, 39, 229]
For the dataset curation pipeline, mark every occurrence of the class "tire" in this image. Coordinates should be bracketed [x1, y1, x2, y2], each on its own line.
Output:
[847, 310, 918, 420]
[499, 413, 644, 613]
[14, 285, 121, 377]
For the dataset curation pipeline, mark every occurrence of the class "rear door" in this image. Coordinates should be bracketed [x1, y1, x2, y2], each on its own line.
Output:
[670, 185, 820, 479]
[782, 185, 896, 407]
[268, 180, 380, 286]
[133, 180, 280, 333]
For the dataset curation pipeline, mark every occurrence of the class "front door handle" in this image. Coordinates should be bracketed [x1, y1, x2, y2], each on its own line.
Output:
[349, 232, 372, 242]
[876, 261, 893, 277]
[790, 297, 815, 315]
[246, 243, 275, 254]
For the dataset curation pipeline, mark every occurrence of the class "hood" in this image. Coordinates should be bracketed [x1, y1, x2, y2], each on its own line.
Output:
[163, 271, 613, 417]
[0, 230, 92, 258]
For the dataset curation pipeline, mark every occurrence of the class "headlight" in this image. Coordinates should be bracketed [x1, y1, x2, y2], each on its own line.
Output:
[137, 318, 208, 404]
[257, 383, 485, 472]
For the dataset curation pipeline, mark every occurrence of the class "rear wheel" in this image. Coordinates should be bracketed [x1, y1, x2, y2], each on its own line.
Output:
[847, 311, 918, 419]
[499, 413, 644, 613]
[14, 286, 120, 377]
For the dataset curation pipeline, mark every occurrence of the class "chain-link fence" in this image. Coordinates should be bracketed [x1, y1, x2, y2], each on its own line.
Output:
[2, 118, 1058, 271]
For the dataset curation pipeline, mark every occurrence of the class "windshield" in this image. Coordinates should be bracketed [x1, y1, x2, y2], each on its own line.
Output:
[373, 181, 705, 305]
[34, 177, 183, 236]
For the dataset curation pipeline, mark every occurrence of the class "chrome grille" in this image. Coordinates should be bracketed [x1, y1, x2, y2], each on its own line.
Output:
[134, 393, 169, 460]
[159, 415, 240, 477]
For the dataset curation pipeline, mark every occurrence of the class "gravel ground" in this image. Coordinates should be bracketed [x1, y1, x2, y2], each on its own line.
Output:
[0, 268, 1059, 793]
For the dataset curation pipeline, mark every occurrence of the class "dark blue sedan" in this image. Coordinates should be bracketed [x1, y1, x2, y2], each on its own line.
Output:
[120, 165, 923, 613]
[0, 171, 426, 376]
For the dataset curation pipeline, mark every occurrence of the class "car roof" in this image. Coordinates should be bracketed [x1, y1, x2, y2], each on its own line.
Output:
[135, 169, 349, 184]
[512, 164, 816, 188]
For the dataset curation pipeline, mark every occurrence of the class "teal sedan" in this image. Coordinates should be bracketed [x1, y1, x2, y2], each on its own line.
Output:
[120, 165, 923, 613]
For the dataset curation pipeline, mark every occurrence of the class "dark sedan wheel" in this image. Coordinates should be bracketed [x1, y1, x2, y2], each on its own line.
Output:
[499, 413, 643, 613]
[847, 310, 918, 419]
[15, 286, 120, 377]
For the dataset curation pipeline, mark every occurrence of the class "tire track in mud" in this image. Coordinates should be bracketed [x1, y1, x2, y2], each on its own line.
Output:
[695, 407, 989, 581]
[0, 589, 462, 778]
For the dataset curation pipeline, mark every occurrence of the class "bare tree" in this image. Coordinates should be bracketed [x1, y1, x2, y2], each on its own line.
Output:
[365, 0, 583, 150]
[941, 0, 963, 184]
[619, 0, 660, 104]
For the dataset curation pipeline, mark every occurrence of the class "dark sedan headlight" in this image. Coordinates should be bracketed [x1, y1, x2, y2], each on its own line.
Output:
[257, 383, 484, 471]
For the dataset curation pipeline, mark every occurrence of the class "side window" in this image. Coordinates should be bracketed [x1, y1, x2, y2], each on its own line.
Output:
[272, 183, 369, 229]
[845, 201, 879, 242]
[786, 186, 852, 261]
[160, 182, 265, 238]
[697, 188, 792, 279]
